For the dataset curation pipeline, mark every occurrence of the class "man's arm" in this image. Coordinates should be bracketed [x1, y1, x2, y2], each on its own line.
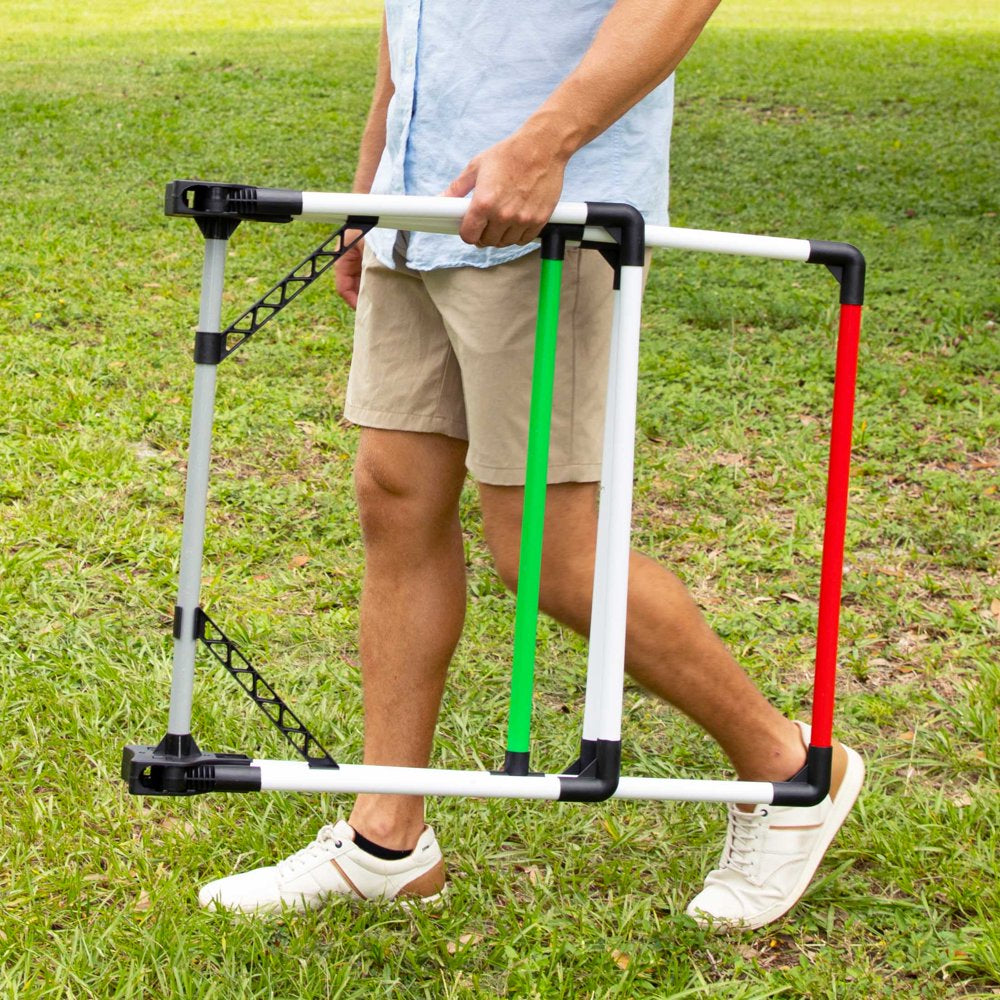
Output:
[335, 14, 394, 308]
[444, 0, 721, 248]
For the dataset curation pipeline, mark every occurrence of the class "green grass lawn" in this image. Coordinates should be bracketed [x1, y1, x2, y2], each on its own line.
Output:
[1, 1, 998, 996]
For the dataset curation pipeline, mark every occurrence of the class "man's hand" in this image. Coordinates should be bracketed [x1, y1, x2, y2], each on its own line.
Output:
[443, 123, 568, 248]
[334, 233, 365, 309]
[443, 0, 720, 250]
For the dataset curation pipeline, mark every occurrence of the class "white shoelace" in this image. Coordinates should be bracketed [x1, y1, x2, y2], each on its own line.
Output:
[723, 807, 768, 878]
[276, 825, 343, 878]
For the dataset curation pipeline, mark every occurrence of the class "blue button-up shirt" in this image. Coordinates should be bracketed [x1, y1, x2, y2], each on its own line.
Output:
[367, 0, 675, 271]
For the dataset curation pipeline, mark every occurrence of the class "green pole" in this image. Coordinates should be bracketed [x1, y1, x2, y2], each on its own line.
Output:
[505, 250, 564, 769]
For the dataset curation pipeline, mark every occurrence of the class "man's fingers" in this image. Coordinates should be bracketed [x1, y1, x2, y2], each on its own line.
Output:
[459, 202, 489, 246]
[334, 272, 360, 309]
[336, 278, 360, 309]
[476, 221, 523, 249]
[445, 144, 560, 247]
[443, 160, 478, 199]
[334, 242, 364, 310]
[471, 201, 546, 248]
[444, 160, 488, 244]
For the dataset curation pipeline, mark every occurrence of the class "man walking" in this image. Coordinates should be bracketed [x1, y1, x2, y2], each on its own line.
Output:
[200, 0, 864, 930]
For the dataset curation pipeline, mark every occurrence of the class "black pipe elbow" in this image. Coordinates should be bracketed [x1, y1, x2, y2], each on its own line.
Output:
[770, 745, 833, 806]
[807, 241, 866, 305]
[558, 739, 621, 802]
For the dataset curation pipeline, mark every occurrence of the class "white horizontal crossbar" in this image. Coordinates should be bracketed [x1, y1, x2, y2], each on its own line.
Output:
[297, 191, 811, 263]
[254, 760, 776, 804]
[258, 760, 564, 799]
[300, 191, 588, 229]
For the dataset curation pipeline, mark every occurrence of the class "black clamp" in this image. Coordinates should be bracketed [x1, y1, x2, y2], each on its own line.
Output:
[165, 180, 304, 238]
[121, 734, 260, 796]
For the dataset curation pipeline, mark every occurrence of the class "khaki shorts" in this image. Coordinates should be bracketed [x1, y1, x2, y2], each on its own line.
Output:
[345, 243, 621, 486]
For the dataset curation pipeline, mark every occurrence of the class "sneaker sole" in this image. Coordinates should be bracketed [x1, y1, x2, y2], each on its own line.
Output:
[200, 885, 447, 916]
[692, 744, 866, 932]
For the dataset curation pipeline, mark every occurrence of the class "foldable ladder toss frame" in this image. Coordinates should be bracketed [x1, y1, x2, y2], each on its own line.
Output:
[122, 180, 865, 808]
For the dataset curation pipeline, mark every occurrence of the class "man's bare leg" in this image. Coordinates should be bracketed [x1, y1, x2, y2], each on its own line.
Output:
[478, 480, 807, 784]
[347, 428, 469, 849]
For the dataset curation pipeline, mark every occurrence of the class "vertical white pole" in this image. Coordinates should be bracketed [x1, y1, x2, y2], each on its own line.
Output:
[595, 264, 644, 742]
[167, 238, 227, 736]
[581, 289, 621, 742]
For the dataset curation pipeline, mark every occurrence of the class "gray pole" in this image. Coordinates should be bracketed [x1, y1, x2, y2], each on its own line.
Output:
[166, 237, 228, 736]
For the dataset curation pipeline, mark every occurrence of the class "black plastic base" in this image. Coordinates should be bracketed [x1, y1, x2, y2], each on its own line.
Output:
[122, 738, 260, 796]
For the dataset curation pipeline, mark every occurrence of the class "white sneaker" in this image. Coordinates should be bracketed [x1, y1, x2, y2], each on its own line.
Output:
[686, 722, 864, 931]
[199, 820, 446, 913]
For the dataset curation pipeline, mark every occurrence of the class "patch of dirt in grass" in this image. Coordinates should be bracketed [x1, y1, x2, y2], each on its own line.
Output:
[718, 97, 815, 124]
[783, 632, 978, 703]
[733, 931, 822, 972]
[921, 445, 1000, 479]
[876, 445, 1000, 492]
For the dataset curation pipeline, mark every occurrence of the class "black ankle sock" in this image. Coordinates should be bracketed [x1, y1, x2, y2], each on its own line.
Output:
[351, 828, 413, 861]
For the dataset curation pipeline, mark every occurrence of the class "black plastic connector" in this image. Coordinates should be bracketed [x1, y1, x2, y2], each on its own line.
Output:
[770, 745, 833, 806]
[165, 180, 302, 227]
[806, 241, 866, 306]
[172, 604, 207, 640]
[192, 223, 374, 364]
[196, 608, 338, 769]
[558, 738, 621, 802]
[569, 202, 646, 288]
[496, 750, 544, 777]
[122, 737, 260, 796]
[539, 224, 585, 262]
[584, 202, 646, 268]
[193, 330, 226, 366]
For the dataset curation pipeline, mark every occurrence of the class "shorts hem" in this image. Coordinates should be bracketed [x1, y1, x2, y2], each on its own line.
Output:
[469, 460, 602, 487]
[343, 403, 469, 442]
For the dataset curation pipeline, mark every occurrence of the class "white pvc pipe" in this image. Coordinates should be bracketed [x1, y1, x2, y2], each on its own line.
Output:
[252, 760, 775, 804]
[594, 265, 644, 743]
[296, 192, 811, 262]
[257, 761, 563, 799]
[614, 776, 775, 804]
[581, 289, 621, 742]
[300, 191, 589, 230]
[646, 224, 810, 261]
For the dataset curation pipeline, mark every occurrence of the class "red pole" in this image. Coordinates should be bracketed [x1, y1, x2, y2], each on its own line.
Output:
[810, 303, 863, 747]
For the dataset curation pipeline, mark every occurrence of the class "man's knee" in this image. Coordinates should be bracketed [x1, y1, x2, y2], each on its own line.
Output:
[354, 433, 464, 547]
[355, 453, 405, 538]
